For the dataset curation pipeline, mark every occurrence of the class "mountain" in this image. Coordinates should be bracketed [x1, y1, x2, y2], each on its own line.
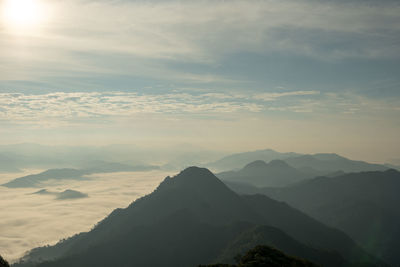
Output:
[0, 255, 9, 267]
[217, 160, 309, 187]
[201, 245, 319, 267]
[207, 149, 301, 171]
[2, 169, 88, 188]
[207, 149, 387, 174]
[2, 169, 87, 188]
[260, 169, 400, 266]
[384, 163, 400, 171]
[2, 161, 158, 188]
[33, 189, 88, 200]
[214, 224, 345, 266]
[284, 154, 387, 173]
[14, 167, 383, 267]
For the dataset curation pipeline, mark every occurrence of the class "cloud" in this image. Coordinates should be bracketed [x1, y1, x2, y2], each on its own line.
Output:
[0, 90, 330, 126]
[1, 90, 398, 128]
[0, 170, 170, 263]
[253, 90, 320, 101]
[1, 0, 400, 87]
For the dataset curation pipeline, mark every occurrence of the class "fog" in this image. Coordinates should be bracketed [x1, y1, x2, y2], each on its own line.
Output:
[0, 170, 170, 262]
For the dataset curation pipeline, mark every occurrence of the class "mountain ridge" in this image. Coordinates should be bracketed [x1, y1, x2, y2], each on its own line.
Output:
[14, 167, 383, 267]
[251, 169, 400, 266]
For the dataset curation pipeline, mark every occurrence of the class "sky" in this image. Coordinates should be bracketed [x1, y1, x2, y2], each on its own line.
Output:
[0, 0, 399, 163]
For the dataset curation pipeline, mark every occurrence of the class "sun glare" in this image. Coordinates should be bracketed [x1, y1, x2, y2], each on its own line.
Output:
[2, 0, 48, 33]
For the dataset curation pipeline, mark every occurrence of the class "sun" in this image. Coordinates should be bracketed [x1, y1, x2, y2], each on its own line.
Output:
[2, 0, 47, 32]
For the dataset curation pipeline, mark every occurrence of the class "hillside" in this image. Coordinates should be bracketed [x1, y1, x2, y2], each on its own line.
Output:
[261, 169, 400, 266]
[0, 255, 9, 267]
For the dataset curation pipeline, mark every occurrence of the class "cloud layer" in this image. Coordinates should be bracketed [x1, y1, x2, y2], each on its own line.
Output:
[0, 90, 398, 126]
[0, 170, 169, 262]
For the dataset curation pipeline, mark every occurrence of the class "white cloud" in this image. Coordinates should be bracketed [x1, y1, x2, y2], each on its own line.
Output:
[0, 91, 266, 125]
[253, 90, 320, 101]
[1, 90, 398, 128]
[0, 170, 170, 263]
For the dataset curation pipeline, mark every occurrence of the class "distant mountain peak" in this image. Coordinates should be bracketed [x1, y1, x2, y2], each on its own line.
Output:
[313, 153, 345, 161]
[243, 159, 291, 170]
[268, 159, 291, 167]
[244, 160, 268, 169]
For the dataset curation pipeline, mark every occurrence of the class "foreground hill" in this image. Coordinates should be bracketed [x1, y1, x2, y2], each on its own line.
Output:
[258, 169, 400, 266]
[217, 160, 309, 187]
[14, 167, 383, 267]
[0, 255, 9, 267]
[201, 245, 319, 267]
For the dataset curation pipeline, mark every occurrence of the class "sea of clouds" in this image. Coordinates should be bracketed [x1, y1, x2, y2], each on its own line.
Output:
[0, 169, 171, 262]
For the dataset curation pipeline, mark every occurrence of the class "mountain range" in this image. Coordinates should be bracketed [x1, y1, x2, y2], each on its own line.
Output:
[2, 161, 158, 188]
[227, 169, 400, 266]
[207, 149, 388, 174]
[14, 167, 383, 267]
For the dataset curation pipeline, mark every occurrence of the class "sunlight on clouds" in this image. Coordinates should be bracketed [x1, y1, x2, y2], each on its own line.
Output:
[0, 91, 398, 127]
[1, 0, 52, 35]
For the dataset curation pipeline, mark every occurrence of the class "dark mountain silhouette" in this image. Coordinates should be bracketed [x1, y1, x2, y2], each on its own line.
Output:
[217, 160, 309, 187]
[213, 225, 345, 266]
[33, 189, 88, 200]
[207, 149, 301, 171]
[0, 255, 9, 267]
[2, 161, 158, 188]
[259, 169, 400, 266]
[14, 167, 383, 267]
[201, 245, 320, 267]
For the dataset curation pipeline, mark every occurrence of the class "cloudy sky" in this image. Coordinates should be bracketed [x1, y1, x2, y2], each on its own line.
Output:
[1, 0, 399, 162]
